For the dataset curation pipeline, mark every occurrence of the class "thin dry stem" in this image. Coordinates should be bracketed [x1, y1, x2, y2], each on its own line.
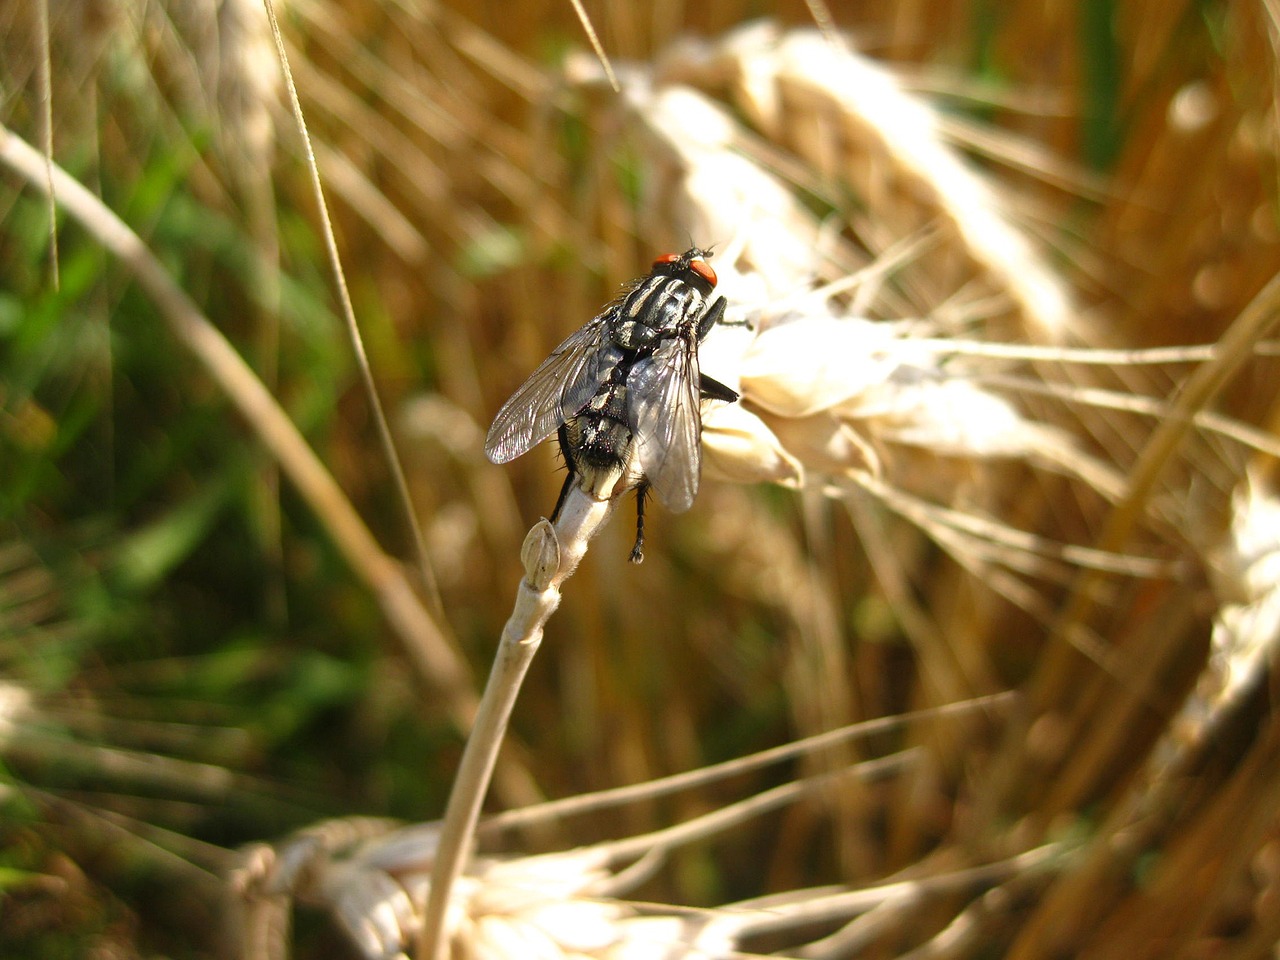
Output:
[597, 750, 916, 869]
[261, 0, 445, 621]
[567, 0, 620, 93]
[478, 692, 1015, 837]
[36, 0, 57, 290]
[1036, 270, 1280, 704]
[802, 0, 843, 48]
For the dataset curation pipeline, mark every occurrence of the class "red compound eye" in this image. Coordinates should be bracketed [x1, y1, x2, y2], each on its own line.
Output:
[688, 257, 717, 287]
[652, 253, 682, 267]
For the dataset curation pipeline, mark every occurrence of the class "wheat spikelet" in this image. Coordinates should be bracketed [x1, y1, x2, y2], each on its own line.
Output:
[651, 23, 1076, 340]
[1206, 472, 1280, 704]
[563, 24, 1164, 642]
[1149, 469, 1280, 781]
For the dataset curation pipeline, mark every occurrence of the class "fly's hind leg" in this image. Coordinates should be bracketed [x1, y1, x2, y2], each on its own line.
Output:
[699, 373, 738, 404]
[550, 424, 577, 523]
[628, 481, 649, 564]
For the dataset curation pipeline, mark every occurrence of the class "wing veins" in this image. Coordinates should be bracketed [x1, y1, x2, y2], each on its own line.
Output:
[628, 333, 702, 512]
[484, 314, 615, 464]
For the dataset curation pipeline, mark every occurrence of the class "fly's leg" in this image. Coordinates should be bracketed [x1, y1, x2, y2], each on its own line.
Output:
[700, 294, 754, 335]
[696, 296, 727, 339]
[549, 471, 576, 524]
[696, 297, 743, 403]
[699, 373, 739, 404]
[628, 482, 649, 564]
[550, 424, 577, 523]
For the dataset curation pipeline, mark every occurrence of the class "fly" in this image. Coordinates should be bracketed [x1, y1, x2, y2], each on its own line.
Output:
[484, 248, 739, 562]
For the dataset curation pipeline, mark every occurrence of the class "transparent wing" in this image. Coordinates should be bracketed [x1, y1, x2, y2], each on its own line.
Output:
[627, 333, 702, 512]
[484, 314, 618, 464]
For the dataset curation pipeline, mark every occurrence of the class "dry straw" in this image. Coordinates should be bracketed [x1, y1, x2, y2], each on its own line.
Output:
[235, 697, 1009, 958]
[414, 17, 1280, 960]
[345, 19, 1279, 960]
[6, 2, 1280, 959]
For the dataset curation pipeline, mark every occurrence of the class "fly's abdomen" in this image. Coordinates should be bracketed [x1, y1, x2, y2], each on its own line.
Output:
[561, 373, 639, 499]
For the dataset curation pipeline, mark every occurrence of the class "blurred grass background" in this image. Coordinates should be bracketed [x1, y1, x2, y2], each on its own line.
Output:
[3, 0, 1280, 957]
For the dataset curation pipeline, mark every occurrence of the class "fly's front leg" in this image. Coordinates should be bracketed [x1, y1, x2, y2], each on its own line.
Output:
[703, 294, 756, 336]
[696, 296, 727, 340]
[628, 482, 649, 564]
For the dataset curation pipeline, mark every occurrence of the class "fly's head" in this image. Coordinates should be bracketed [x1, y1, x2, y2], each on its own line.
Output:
[651, 248, 718, 296]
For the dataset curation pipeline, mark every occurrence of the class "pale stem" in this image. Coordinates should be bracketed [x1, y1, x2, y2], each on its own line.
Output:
[417, 491, 616, 960]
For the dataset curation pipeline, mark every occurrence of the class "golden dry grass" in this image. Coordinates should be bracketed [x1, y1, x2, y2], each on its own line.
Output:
[3, 1, 1280, 958]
